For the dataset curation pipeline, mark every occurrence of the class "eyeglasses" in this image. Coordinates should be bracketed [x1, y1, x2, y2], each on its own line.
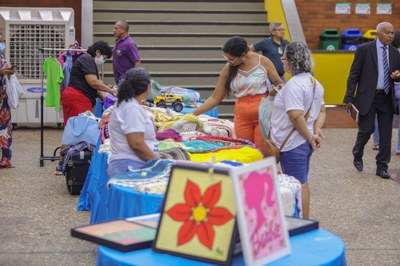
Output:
[274, 28, 285, 31]
[223, 55, 240, 64]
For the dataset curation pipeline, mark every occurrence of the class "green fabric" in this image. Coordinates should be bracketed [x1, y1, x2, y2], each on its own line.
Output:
[158, 141, 179, 151]
[43, 57, 64, 112]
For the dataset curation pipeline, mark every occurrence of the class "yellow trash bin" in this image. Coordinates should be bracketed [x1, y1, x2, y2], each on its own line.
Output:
[362, 30, 377, 43]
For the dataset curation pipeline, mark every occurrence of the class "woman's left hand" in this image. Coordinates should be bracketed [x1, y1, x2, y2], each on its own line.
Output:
[309, 134, 322, 150]
[269, 85, 280, 97]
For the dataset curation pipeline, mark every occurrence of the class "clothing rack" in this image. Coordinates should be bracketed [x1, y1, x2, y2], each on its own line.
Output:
[38, 47, 86, 167]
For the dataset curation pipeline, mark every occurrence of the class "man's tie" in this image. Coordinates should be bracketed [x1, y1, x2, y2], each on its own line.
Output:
[382, 46, 390, 94]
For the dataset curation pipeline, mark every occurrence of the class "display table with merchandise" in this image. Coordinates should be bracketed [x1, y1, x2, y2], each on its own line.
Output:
[78, 106, 218, 223]
[78, 149, 301, 224]
[96, 229, 346, 266]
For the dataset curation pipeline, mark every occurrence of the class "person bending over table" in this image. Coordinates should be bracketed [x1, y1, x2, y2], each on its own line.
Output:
[270, 42, 326, 218]
[61, 40, 117, 126]
[192, 36, 283, 154]
[56, 41, 118, 175]
[107, 68, 159, 177]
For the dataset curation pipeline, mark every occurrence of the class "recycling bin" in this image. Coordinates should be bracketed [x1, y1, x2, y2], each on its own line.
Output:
[320, 29, 341, 50]
[342, 28, 362, 50]
[362, 29, 377, 43]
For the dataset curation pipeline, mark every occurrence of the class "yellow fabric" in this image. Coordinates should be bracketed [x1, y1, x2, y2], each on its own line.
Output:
[155, 112, 203, 132]
[188, 146, 263, 164]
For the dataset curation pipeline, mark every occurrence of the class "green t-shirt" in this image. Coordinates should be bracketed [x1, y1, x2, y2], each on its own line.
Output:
[43, 57, 64, 112]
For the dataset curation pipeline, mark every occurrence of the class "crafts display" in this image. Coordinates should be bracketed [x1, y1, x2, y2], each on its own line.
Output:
[153, 162, 237, 265]
[72, 85, 312, 265]
[71, 220, 156, 252]
[285, 217, 319, 237]
[231, 158, 291, 266]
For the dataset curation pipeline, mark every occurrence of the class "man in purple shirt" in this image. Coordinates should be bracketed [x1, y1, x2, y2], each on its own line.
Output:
[112, 20, 141, 85]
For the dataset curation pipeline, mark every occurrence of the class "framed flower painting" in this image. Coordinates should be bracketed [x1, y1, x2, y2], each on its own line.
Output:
[231, 157, 291, 265]
[153, 162, 237, 265]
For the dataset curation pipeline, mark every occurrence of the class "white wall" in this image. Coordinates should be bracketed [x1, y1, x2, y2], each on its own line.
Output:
[81, 0, 93, 48]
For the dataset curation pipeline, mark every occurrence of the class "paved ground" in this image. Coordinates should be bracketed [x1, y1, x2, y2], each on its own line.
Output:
[0, 124, 399, 265]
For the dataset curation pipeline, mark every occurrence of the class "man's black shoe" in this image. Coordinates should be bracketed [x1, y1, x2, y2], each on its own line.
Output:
[353, 159, 363, 172]
[376, 169, 391, 179]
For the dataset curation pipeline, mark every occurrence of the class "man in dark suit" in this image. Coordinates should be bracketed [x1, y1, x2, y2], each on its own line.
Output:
[344, 22, 400, 179]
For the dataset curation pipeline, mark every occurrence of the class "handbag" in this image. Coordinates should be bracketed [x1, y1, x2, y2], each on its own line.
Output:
[264, 78, 316, 163]
[62, 114, 100, 146]
[264, 130, 294, 163]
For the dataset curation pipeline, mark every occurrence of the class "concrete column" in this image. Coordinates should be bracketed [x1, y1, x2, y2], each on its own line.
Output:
[81, 0, 93, 48]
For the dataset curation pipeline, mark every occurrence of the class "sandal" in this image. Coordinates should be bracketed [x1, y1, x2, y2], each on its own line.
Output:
[54, 170, 63, 176]
[54, 165, 63, 176]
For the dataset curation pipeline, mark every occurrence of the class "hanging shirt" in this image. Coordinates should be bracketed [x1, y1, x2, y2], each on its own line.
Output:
[62, 53, 73, 90]
[43, 57, 64, 112]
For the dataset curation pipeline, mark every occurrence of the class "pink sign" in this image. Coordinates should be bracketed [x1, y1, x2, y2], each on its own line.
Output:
[231, 158, 290, 265]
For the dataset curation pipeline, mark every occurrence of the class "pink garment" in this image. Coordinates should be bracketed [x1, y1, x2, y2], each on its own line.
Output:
[156, 129, 182, 142]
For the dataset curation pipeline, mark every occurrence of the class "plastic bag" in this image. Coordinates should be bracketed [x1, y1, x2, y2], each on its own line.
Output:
[10, 75, 24, 97]
[160, 86, 200, 107]
[258, 95, 275, 140]
[146, 79, 162, 101]
[62, 113, 100, 145]
[4, 77, 18, 109]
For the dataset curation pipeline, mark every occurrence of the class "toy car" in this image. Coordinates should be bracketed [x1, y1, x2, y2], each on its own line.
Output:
[153, 93, 184, 112]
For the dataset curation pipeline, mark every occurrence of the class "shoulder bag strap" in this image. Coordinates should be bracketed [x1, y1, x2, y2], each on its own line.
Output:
[278, 77, 317, 151]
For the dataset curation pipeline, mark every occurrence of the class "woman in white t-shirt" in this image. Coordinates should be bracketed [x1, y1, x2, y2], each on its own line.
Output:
[270, 42, 326, 218]
[108, 68, 159, 177]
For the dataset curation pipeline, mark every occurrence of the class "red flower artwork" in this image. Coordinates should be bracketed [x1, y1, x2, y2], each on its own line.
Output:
[166, 180, 234, 250]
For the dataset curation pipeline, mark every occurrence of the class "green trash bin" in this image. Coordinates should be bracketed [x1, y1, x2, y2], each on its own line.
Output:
[362, 29, 377, 43]
[320, 29, 340, 50]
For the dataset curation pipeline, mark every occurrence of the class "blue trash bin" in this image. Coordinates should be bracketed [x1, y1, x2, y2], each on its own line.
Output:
[342, 28, 362, 51]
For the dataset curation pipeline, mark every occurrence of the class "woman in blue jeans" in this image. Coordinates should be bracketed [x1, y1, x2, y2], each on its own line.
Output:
[270, 42, 326, 218]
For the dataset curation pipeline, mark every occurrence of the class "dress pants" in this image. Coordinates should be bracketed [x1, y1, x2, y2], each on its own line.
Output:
[353, 91, 394, 171]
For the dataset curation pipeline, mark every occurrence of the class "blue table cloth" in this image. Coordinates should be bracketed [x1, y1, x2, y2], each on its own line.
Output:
[78, 144, 164, 224]
[170, 105, 218, 118]
[96, 229, 346, 266]
[78, 138, 106, 213]
[92, 184, 163, 224]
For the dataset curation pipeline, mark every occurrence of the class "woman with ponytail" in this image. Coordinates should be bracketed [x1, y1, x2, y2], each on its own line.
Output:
[192, 36, 283, 154]
[107, 68, 159, 177]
